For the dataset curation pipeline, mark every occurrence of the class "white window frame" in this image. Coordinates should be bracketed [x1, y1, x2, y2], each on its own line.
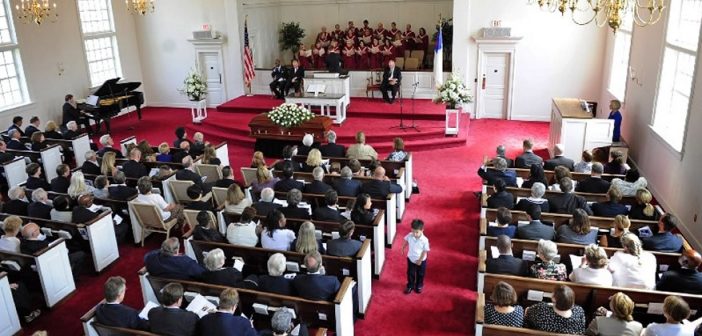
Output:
[0, 0, 29, 111]
[651, 0, 702, 156]
[607, 19, 633, 101]
[77, 0, 123, 88]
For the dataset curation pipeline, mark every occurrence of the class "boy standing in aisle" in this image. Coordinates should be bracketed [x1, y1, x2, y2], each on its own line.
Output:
[403, 219, 430, 294]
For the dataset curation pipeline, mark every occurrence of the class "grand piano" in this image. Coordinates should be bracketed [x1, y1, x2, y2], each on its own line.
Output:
[80, 78, 145, 134]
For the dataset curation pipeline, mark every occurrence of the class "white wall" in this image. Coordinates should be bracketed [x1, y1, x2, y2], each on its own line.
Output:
[0, 0, 143, 128]
[599, 12, 702, 249]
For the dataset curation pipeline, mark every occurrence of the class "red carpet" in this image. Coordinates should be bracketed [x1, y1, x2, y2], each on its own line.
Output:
[23, 107, 550, 335]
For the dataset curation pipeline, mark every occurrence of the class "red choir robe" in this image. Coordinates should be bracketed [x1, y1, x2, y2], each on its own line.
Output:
[382, 44, 395, 66]
[375, 28, 387, 41]
[416, 33, 429, 52]
[392, 39, 405, 58]
[316, 32, 331, 47]
[388, 28, 400, 40]
[342, 45, 356, 70]
[313, 47, 326, 69]
[403, 30, 416, 50]
[331, 29, 344, 41]
[356, 46, 370, 70]
[369, 42, 383, 69]
[298, 48, 312, 69]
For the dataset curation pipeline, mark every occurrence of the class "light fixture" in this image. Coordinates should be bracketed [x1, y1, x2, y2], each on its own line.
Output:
[528, 0, 666, 33]
[15, 0, 57, 25]
[126, 0, 155, 16]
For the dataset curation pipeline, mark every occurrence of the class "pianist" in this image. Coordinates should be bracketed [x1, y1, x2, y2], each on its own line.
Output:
[62, 94, 94, 135]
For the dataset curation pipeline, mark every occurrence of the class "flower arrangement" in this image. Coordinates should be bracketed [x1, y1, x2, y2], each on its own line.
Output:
[182, 68, 208, 101]
[268, 103, 315, 128]
[433, 74, 472, 109]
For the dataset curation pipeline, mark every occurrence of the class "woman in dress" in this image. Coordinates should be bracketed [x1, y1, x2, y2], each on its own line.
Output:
[356, 40, 370, 70]
[369, 38, 382, 69]
[381, 39, 394, 67]
[557, 208, 598, 245]
[642, 296, 700, 336]
[483, 281, 523, 327]
[416, 27, 429, 53]
[386, 138, 408, 161]
[586, 292, 643, 336]
[569, 244, 613, 286]
[351, 193, 375, 225]
[250, 166, 279, 197]
[530, 239, 567, 281]
[524, 285, 587, 334]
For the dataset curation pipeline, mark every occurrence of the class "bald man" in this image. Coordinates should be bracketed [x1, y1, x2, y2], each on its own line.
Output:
[360, 167, 403, 199]
[21, 222, 85, 278]
[544, 143, 575, 171]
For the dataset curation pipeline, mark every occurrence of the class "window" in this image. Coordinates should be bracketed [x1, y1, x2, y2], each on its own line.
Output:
[608, 16, 633, 100]
[77, 0, 122, 87]
[652, 0, 702, 152]
[0, 0, 28, 109]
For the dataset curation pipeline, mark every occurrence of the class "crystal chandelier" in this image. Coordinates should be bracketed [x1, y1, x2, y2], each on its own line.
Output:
[126, 0, 155, 16]
[528, 0, 666, 33]
[15, 0, 57, 25]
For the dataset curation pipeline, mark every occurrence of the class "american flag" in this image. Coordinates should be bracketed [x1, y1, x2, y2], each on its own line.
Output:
[243, 16, 255, 86]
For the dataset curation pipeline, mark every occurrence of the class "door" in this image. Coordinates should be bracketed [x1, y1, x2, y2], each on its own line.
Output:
[480, 53, 509, 119]
[199, 52, 224, 106]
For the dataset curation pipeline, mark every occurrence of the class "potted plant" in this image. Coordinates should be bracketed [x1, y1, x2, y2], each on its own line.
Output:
[279, 22, 305, 60]
[182, 68, 208, 102]
[434, 74, 472, 110]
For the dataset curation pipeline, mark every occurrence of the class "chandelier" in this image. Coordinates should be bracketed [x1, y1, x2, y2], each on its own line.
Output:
[126, 0, 155, 16]
[527, 0, 666, 33]
[15, 0, 57, 25]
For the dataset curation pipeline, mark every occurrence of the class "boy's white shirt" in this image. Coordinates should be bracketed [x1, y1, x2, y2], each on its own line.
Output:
[404, 232, 429, 263]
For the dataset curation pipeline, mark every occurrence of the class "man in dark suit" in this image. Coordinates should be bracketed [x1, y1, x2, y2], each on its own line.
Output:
[253, 188, 282, 217]
[273, 146, 302, 172]
[27, 188, 52, 220]
[144, 237, 205, 281]
[72, 194, 102, 223]
[544, 144, 575, 171]
[319, 131, 345, 158]
[97, 135, 124, 158]
[185, 184, 214, 212]
[6, 129, 25, 150]
[63, 121, 81, 139]
[148, 282, 199, 336]
[122, 148, 149, 179]
[4, 186, 28, 216]
[108, 171, 138, 201]
[313, 190, 345, 222]
[25, 163, 50, 190]
[304, 167, 333, 194]
[486, 179, 515, 209]
[7, 116, 24, 137]
[380, 59, 402, 103]
[62, 94, 93, 134]
[361, 167, 403, 199]
[20, 222, 86, 278]
[293, 251, 341, 301]
[327, 221, 362, 257]
[656, 251, 702, 294]
[270, 59, 287, 99]
[172, 141, 191, 165]
[0, 140, 16, 164]
[494, 145, 514, 168]
[642, 213, 684, 252]
[24, 116, 40, 138]
[591, 187, 628, 217]
[575, 162, 611, 194]
[516, 204, 556, 241]
[95, 276, 149, 331]
[547, 177, 592, 215]
[199, 288, 257, 336]
[284, 59, 305, 97]
[213, 166, 244, 189]
[279, 189, 311, 220]
[254, 253, 295, 296]
[274, 162, 305, 193]
[514, 139, 543, 169]
[477, 157, 517, 187]
[50, 164, 71, 194]
[334, 167, 362, 197]
[486, 235, 529, 276]
[176, 155, 211, 193]
[81, 150, 102, 175]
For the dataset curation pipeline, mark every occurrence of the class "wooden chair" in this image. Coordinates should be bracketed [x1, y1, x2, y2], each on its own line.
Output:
[410, 50, 425, 68]
[194, 163, 222, 184]
[366, 68, 383, 98]
[129, 202, 178, 246]
[183, 209, 216, 232]
[394, 57, 405, 70]
[404, 58, 419, 70]
[169, 179, 195, 203]
[240, 167, 258, 187]
[403, 50, 411, 59]
[211, 186, 229, 207]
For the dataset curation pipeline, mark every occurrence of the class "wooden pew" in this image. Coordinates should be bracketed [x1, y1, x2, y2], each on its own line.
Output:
[221, 211, 386, 277]
[44, 133, 93, 167]
[482, 185, 639, 206]
[0, 239, 75, 307]
[481, 166, 625, 183]
[7, 144, 62, 183]
[0, 210, 119, 273]
[185, 238, 373, 316]
[139, 269, 355, 335]
[1, 156, 27, 187]
[0, 272, 21, 335]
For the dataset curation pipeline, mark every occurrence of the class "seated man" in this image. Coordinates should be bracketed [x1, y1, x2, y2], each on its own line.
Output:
[24, 116, 40, 138]
[575, 162, 610, 194]
[97, 135, 124, 158]
[327, 220, 362, 257]
[346, 132, 378, 160]
[273, 145, 302, 172]
[259, 308, 309, 336]
[199, 288, 257, 336]
[213, 166, 244, 189]
[4, 186, 28, 216]
[269, 59, 287, 99]
[81, 150, 102, 175]
[486, 179, 514, 210]
[544, 143, 575, 171]
[514, 139, 543, 169]
[148, 282, 199, 336]
[252, 188, 282, 217]
[486, 235, 528, 276]
[477, 157, 517, 187]
[494, 145, 513, 168]
[122, 148, 148, 179]
[95, 276, 149, 330]
[274, 162, 305, 193]
[176, 155, 211, 193]
[253, 253, 295, 296]
[6, 129, 25, 150]
[284, 59, 305, 96]
[313, 190, 345, 222]
[304, 167, 333, 194]
[319, 131, 345, 158]
[72, 193, 103, 224]
[144, 237, 205, 281]
[25, 163, 50, 190]
[279, 189, 311, 220]
[591, 186, 628, 217]
[108, 171, 138, 201]
[293, 251, 340, 301]
[487, 207, 516, 238]
[50, 164, 71, 194]
[7, 116, 24, 136]
[172, 141, 191, 166]
[189, 132, 206, 158]
[21, 222, 86, 278]
[360, 167, 402, 199]
[547, 177, 592, 215]
[516, 204, 555, 241]
[642, 213, 684, 252]
[334, 166, 362, 197]
[185, 184, 214, 212]
[656, 250, 702, 294]
[63, 121, 81, 139]
[27, 188, 52, 220]
[380, 59, 402, 104]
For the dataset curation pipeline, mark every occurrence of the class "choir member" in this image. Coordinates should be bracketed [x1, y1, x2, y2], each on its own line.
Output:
[332, 24, 344, 41]
[297, 43, 312, 69]
[392, 33, 405, 58]
[356, 40, 370, 70]
[369, 38, 383, 69]
[403, 24, 416, 50]
[382, 39, 395, 67]
[328, 39, 340, 56]
[317, 26, 330, 48]
[416, 27, 428, 52]
[313, 42, 326, 69]
[388, 22, 400, 40]
[347, 21, 358, 35]
[344, 29, 356, 46]
[375, 23, 387, 42]
[361, 19, 371, 33]
[360, 28, 373, 46]
[342, 40, 356, 70]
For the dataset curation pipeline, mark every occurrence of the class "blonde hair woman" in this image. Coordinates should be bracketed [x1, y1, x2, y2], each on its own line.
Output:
[201, 145, 221, 165]
[44, 120, 63, 139]
[224, 184, 252, 214]
[250, 151, 266, 168]
[629, 188, 659, 221]
[303, 148, 327, 173]
[101, 151, 117, 176]
[569, 244, 613, 286]
[605, 215, 631, 248]
[586, 292, 642, 335]
[68, 172, 95, 199]
[295, 221, 324, 254]
[608, 233, 657, 289]
[250, 166, 279, 196]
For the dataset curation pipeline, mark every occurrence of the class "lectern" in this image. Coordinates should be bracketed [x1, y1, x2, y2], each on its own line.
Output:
[548, 98, 614, 160]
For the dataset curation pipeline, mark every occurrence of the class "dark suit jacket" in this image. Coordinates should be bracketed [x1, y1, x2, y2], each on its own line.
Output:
[44, 130, 63, 140]
[325, 53, 342, 72]
[657, 269, 702, 294]
[20, 238, 50, 255]
[273, 159, 301, 172]
[7, 125, 24, 136]
[24, 125, 40, 138]
[176, 169, 206, 190]
[286, 67, 305, 83]
[198, 312, 257, 336]
[3, 199, 28, 216]
[213, 178, 244, 189]
[544, 156, 575, 171]
[63, 130, 80, 140]
[144, 250, 205, 281]
[515, 198, 550, 213]
[252, 201, 282, 217]
[189, 141, 205, 158]
[381, 67, 402, 86]
[313, 206, 345, 222]
[193, 226, 225, 243]
[591, 201, 628, 218]
[148, 306, 199, 336]
[547, 193, 593, 215]
[108, 185, 138, 201]
[256, 275, 295, 296]
[72, 207, 101, 223]
[201, 268, 243, 287]
[477, 167, 518, 187]
[6, 139, 24, 151]
[516, 220, 556, 241]
[0, 150, 15, 164]
[95, 303, 149, 331]
[274, 177, 305, 193]
[62, 102, 82, 126]
[486, 255, 529, 276]
[122, 160, 149, 179]
[297, 145, 314, 157]
[334, 179, 362, 197]
[305, 180, 333, 194]
[514, 152, 543, 169]
[27, 202, 52, 220]
[186, 201, 214, 212]
[97, 147, 124, 159]
[81, 160, 101, 176]
[293, 274, 340, 301]
[280, 205, 311, 220]
[26, 176, 50, 190]
[496, 155, 514, 168]
[487, 191, 515, 209]
[319, 143, 345, 158]
[351, 210, 375, 225]
[575, 177, 611, 194]
[50, 176, 70, 193]
[327, 238, 362, 257]
[360, 179, 402, 199]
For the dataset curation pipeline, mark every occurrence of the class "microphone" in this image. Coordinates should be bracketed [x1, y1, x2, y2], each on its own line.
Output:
[412, 81, 420, 86]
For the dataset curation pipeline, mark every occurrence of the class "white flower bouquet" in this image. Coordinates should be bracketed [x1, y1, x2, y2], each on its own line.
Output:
[182, 68, 208, 101]
[267, 103, 315, 128]
[433, 74, 473, 109]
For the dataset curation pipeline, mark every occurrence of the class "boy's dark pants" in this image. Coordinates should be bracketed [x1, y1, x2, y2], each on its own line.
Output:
[406, 258, 427, 290]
